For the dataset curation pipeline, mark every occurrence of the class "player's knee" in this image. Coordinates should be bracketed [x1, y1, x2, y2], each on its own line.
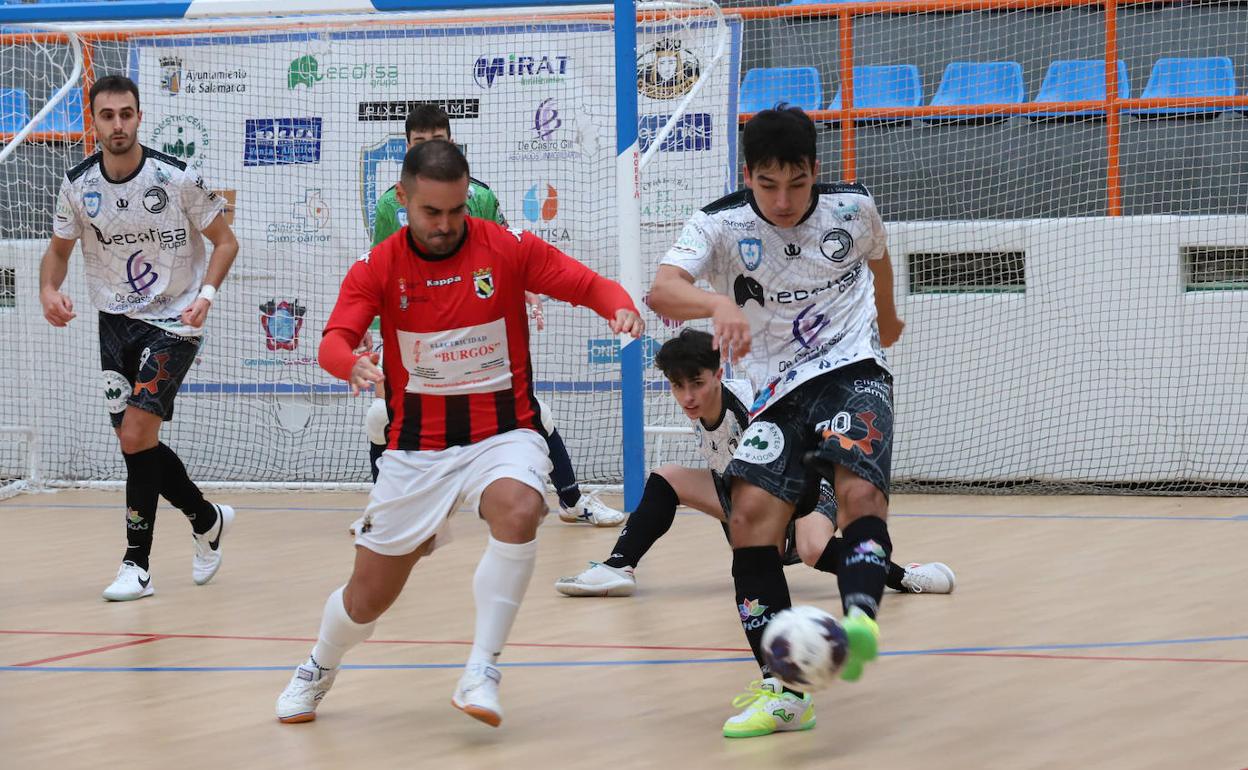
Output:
[116, 424, 156, 455]
[835, 480, 887, 524]
[364, 398, 389, 445]
[795, 527, 826, 567]
[342, 578, 400, 624]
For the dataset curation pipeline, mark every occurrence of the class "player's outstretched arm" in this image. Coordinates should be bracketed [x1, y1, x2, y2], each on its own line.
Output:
[320, 257, 386, 395]
[38, 235, 77, 327]
[868, 247, 904, 348]
[181, 213, 239, 329]
[521, 233, 643, 338]
[649, 265, 750, 362]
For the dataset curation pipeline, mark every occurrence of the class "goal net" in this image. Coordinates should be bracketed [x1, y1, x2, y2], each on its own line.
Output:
[0, 3, 739, 490]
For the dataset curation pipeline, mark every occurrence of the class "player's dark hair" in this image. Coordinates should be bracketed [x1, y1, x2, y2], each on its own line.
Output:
[400, 139, 469, 187]
[405, 104, 451, 140]
[655, 329, 720, 383]
[742, 105, 817, 172]
[88, 75, 140, 114]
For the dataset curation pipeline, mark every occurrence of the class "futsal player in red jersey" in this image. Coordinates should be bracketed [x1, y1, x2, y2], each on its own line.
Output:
[276, 139, 644, 727]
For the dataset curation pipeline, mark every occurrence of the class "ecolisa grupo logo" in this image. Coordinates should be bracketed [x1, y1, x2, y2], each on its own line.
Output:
[509, 98, 579, 162]
[473, 53, 570, 89]
[243, 117, 322, 167]
[267, 189, 331, 245]
[637, 38, 701, 100]
[150, 114, 210, 168]
[638, 113, 712, 153]
[259, 298, 307, 351]
[288, 54, 399, 89]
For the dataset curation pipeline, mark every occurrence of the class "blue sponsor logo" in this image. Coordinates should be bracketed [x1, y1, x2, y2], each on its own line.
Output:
[738, 238, 762, 270]
[638, 113, 712, 153]
[84, 191, 101, 218]
[587, 335, 660, 366]
[243, 117, 322, 167]
[473, 53, 571, 89]
[358, 134, 407, 232]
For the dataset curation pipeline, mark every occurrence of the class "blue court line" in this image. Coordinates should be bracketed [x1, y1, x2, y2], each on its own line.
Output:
[4, 502, 1245, 522]
[4, 635, 1244, 673]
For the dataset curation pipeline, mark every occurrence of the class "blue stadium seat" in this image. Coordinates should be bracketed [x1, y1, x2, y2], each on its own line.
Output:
[924, 61, 1025, 122]
[33, 88, 83, 132]
[1127, 57, 1235, 117]
[828, 64, 921, 123]
[1031, 59, 1129, 118]
[1, 87, 30, 133]
[739, 67, 823, 113]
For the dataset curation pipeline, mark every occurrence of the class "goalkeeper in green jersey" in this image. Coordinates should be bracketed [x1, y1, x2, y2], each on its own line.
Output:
[363, 105, 626, 527]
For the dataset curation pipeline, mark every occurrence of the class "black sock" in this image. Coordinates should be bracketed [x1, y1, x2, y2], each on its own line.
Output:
[122, 448, 163, 570]
[732, 545, 791, 679]
[602, 473, 678, 569]
[837, 516, 893, 619]
[369, 442, 385, 483]
[153, 443, 216, 534]
[545, 429, 582, 508]
[817, 537, 906, 590]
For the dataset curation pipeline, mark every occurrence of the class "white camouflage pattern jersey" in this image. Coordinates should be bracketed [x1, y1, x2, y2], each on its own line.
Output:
[661, 182, 889, 417]
[53, 145, 224, 337]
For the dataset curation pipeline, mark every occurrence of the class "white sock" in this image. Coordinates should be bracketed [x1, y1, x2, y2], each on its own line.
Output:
[468, 536, 538, 668]
[309, 586, 375, 670]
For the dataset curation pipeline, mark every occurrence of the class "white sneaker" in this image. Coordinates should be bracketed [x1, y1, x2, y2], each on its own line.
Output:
[276, 661, 338, 723]
[900, 562, 956, 594]
[102, 561, 154, 601]
[722, 678, 815, 738]
[451, 663, 503, 727]
[558, 494, 626, 527]
[554, 562, 637, 597]
[192, 503, 234, 586]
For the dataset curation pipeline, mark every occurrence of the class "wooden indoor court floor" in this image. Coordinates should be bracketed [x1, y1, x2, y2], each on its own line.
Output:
[2, 489, 1245, 770]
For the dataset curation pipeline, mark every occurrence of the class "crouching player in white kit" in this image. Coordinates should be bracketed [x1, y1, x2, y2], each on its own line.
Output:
[649, 106, 906, 736]
[276, 140, 643, 726]
[555, 328, 953, 600]
[38, 75, 239, 601]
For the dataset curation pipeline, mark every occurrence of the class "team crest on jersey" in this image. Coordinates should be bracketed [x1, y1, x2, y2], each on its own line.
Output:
[738, 238, 762, 270]
[473, 267, 495, 299]
[820, 229, 853, 262]
[259, 298, 307, 351]
[84, 191, 102, 218]
[143, 186, 168, 214]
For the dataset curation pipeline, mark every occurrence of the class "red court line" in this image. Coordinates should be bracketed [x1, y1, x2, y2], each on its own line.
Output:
[0, 629, 750, 654]
[14, 635, 164, 667]
[937, 651, 1248, 665]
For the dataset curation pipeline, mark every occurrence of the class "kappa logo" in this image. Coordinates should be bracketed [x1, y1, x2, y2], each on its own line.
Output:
[473, 267, 495, 299]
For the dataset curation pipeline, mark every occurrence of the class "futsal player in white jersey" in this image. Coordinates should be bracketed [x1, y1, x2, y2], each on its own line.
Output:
[38, 75, 240, 602]
[555, 328, 952, 604]
[649, 106, 906, 737]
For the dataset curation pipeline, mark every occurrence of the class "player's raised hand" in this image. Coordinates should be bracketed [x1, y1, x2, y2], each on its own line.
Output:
[710, 295, 751, 363]
[877, 312, 905, 348]
[610, 308, 644, 338]
[180, 298, 211, 329]
[40, 288, 76, 327]
[349, 352, 385, 395]
[526, 291, 545, 332]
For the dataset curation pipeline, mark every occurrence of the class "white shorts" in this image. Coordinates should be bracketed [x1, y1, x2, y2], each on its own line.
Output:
[352, 429, 552, 556]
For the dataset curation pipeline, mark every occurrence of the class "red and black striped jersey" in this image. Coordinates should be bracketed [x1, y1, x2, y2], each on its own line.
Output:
[322, 217, 635, 451]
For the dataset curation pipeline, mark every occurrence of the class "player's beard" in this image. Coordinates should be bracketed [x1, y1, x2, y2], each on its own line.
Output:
[416, 223, 464, 256]
[103, 130, 137, 156]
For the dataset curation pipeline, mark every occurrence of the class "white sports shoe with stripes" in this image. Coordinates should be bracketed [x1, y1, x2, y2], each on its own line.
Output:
[276, 661, 338, 723]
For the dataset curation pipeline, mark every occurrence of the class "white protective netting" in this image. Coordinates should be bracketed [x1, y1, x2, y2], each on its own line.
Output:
[0, 5, 739, 487]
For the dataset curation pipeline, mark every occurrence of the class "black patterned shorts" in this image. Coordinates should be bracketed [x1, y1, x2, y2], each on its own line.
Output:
[724, 359, 894, 514]
[713, 469, 837, 522]
[99, 312, 200, 428]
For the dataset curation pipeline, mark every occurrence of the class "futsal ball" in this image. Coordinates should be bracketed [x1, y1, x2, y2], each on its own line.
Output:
[761, 605, 849, 692]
